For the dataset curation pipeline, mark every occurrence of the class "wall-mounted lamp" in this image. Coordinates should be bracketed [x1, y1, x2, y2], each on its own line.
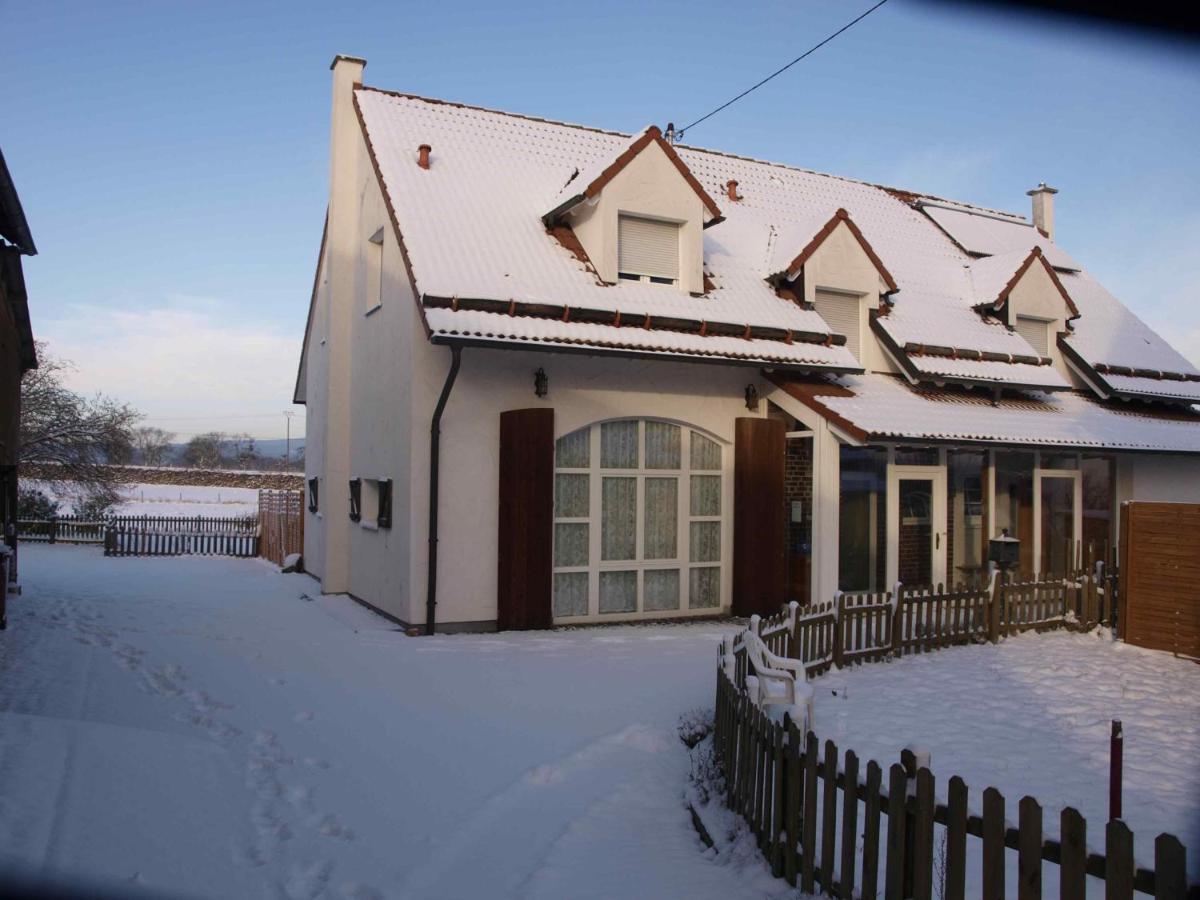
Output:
[534, 368, 549, 398]
[744, 384, 759, 411]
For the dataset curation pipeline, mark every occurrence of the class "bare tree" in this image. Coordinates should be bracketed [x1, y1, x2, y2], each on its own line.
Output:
[19, 343, 140, 513]
[182, 432, 226, 469]
[132, 426, 175, 467]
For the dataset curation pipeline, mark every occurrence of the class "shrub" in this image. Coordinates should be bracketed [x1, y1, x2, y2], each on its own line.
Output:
[17, 486, 58, 520]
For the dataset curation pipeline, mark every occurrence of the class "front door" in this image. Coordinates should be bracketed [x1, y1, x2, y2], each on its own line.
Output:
[887, 465, 947, 590]
[1036, 470, 1081, 577]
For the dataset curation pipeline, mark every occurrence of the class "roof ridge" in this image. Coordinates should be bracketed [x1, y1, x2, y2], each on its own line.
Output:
[355, 84, 1025, 222]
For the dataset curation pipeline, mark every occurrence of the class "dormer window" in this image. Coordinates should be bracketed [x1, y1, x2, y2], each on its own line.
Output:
[814, 289, 862, 362]
[1015, 314, 1050, 356]
[617, 214, 679, 285]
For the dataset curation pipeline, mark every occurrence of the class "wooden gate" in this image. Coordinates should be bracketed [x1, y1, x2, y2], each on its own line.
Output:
[1119, 501, 1200, 659]
[259, 490, 304, 567]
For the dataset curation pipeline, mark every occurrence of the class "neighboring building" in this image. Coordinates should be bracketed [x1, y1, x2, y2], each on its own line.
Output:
[295, 56, 1200, 633]
[0, 148, 37, 595]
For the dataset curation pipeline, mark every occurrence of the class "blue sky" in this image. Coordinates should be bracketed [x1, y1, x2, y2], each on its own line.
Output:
[6, 0, 1199, 439]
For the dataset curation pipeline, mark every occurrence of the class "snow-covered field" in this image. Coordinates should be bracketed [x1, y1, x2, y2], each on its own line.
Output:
[0, 545, 789, 900]
[812, 631, 1200, 876]
[23, 480, 259, 516]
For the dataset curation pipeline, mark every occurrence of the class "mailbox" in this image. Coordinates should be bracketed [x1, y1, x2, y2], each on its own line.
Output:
[988, 529, 1020, 571]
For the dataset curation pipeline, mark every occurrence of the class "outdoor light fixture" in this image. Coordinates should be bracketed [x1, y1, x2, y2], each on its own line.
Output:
[744, 384, 759, 411]
[534, 368, 548, 398]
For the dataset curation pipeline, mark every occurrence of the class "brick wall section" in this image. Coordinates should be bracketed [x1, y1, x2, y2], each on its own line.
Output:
[784, 437, 813, 603]
[24, 462, 304, 491]
[898, 520, 932, 586]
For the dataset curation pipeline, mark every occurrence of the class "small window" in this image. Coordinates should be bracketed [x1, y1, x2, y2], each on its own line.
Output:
[377, 479, 393, 529]
[1015, 315, 1050, 356]
[365, 226, 384, 313]
[617, 214, 679, 285]
[348, 478, 362, 522]
[307, 477, 319, 513]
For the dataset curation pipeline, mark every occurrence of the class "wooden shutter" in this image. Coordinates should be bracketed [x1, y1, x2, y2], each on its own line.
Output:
[498, 408, 555, 630]
[814, 290, 861, 362]
[1015, 315, 1049, 356]
[733, 417, 787, 617]
[618, 215, 680, 281]
[377, 479, 393, 529]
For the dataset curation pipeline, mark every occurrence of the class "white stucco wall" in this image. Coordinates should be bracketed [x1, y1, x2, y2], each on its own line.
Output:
[1117, 453, 1200, 506]
[405, 333, 768, 627]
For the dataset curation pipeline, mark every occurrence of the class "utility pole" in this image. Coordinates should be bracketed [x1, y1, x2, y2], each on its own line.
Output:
[283, 410, 295, 470]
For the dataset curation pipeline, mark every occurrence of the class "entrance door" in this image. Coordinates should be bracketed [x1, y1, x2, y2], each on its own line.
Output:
[886, 465, 947, 589]
[1036, 470, 1081, 577]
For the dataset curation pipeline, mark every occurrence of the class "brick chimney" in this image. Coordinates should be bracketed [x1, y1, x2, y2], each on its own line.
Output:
[1027, 183, 1058, 240]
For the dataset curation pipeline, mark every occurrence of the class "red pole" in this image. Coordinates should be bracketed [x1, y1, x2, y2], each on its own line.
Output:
[1109, 719, 1123, 821]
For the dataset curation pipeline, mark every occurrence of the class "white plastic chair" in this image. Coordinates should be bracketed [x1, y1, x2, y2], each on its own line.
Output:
[744, 626, 815, 733]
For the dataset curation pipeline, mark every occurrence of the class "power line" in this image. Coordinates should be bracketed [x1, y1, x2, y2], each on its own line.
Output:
[676, 0, 891, 140]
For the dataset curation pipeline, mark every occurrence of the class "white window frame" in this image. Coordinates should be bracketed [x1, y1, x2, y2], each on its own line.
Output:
[358, 477, 381, 530]
[1034, 456, 1082, 578]
[552, 419, 724, 622]
[886, 463, 948, 589]
[365, 226, 384, 315]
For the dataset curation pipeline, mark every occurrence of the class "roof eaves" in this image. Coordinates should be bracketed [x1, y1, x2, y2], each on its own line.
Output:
[293, 212, 328, 405]
[0, 149, 36, 256]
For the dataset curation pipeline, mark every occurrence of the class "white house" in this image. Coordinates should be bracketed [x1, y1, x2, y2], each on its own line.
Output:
[295, 56, 1200, 633]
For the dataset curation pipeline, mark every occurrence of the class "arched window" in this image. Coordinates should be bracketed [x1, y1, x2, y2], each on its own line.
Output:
[553, 419, 723, 620]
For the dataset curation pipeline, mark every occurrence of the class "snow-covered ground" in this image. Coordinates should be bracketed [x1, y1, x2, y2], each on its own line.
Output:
[812, 631, 1200, 876]
[0, 545, 792, 899]
[23, 480, 259, 516]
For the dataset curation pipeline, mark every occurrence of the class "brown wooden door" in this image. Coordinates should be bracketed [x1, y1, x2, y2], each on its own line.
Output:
[733, 416, 787, 617]
[497, 408, 555, 630]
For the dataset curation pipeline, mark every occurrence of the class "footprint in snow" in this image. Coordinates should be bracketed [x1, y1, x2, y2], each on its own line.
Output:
[293, 711, 314, 723]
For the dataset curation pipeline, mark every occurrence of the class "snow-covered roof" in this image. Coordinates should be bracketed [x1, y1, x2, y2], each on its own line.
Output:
[918, 200, 1080, 271]
[773, 372, 1200, 453]
[351, 87, 1198, 397]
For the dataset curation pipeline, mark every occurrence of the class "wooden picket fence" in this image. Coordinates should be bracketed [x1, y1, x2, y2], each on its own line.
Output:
[729, 572, 1119, 688]
[258, 490, 303, 567]
[104, 527, 258, 558]
[18, 516, 106, 544]
[20, 514, 257, 545]
[713, 669, 1198, 899]
[709, 571, 1178, 897]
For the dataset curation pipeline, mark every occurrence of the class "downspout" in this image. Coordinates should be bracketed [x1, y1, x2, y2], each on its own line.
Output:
[425, 343, 463, 635]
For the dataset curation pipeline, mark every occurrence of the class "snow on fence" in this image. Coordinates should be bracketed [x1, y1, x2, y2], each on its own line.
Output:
[712, 672, 1196, 899]
[258, 489, 303, 567]
[712, 572, 1163, 898]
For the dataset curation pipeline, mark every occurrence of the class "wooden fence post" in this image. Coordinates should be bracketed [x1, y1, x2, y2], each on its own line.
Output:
[833, 591, 845, 668]
[988, 570, 1003, 643]
[891, 583, 904, 656]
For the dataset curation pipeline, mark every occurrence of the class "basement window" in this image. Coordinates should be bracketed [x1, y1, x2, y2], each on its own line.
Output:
[348, 478, 362, 522]
[1015, 314, 1050, 356]
[617, 214, 679, 285]
[307, 477, 319, 513]
[377, 479, 393, 529]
